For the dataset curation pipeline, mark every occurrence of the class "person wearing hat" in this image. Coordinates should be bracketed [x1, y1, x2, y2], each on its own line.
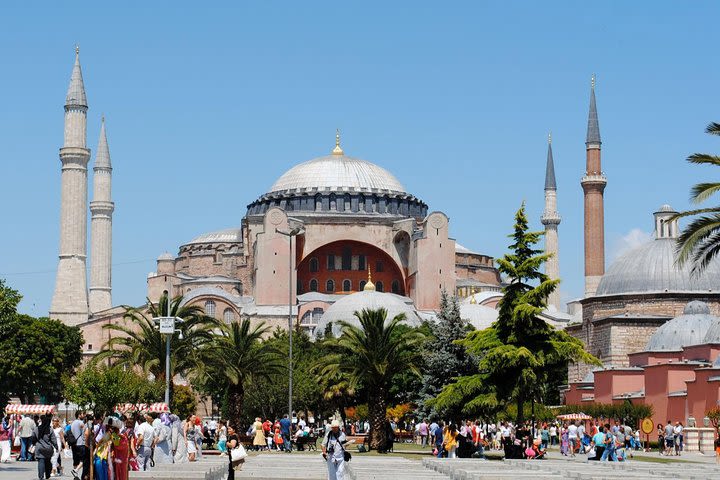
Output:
[321, 420, 347, 480]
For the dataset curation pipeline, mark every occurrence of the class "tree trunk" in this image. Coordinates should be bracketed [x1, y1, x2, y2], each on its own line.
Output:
[368, 388, 387, 451]
[226, 382, 245, 430]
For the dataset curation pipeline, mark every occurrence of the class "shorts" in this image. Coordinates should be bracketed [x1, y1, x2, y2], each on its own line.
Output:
[665, 438, 674, 447]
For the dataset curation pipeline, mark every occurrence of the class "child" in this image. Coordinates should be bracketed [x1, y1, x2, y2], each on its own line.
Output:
[714, 434, 720, 465]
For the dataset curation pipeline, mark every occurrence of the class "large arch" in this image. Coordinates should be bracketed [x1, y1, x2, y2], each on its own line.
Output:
[296, 240, 405, 295]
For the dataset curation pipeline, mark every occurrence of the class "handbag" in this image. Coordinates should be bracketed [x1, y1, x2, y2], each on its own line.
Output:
[13, 436, 20, 447]
[230, 443, 247, 462]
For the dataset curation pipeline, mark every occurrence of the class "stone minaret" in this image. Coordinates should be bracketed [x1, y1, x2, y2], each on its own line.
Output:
[541, 133, 561, 310]
[50, 47, 90, 325]
[581, 75, 607, 297]
[89, 118, 114, 313]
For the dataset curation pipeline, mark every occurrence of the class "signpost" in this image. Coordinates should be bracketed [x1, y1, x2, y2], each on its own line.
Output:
[641, 417, 654, 451]
[159, 317, 176, 334]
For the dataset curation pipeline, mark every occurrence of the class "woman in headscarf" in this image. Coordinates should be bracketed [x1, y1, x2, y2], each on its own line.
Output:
[109, 417, 129, 480]
[152, 414, 173, 465]
[170, 414, 188, 463]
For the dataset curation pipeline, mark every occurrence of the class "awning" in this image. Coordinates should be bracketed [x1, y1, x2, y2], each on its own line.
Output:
[115, 403, 169, 413]
[556, 412, 592, 421]
[4, 404, 56, 415]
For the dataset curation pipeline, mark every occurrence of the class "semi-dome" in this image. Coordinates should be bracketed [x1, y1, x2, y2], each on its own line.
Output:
[268, 154, 406, 194]
[596, 239, 720, 296]
[459, 303, 498, 330]
[185, 228, 242, 245]
[645, 301, 717, 351]
[315, 290, 422, 337]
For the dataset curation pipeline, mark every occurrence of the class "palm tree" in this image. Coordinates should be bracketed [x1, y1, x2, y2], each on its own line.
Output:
[315, 308, 425, 450]
[201, 319, 284, 429]
[93, 293, 218, 386]
[674, 122, 720, 273]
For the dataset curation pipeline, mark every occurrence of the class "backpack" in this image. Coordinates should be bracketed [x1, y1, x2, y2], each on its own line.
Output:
[65, 425, 77, 446]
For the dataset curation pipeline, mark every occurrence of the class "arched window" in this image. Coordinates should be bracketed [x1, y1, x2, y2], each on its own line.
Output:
[343, 279, 352, 292]
[309, 257, 319, 272]
[315, 194, 322, 212]
[391, 280, 400, 294]
[215, 251, 223, 264]
[329, 193, 337, 210]
[223, 308, 234, 323]
[312, 307, 324, 324]
[205, 300, 216, 317]
[301, 311, 313, 325]
[344, 194, 351, 211]
[376, 281, 384, 292]
[326, 279, 335, 293]
[359, 280, 367, 291]
[309, 279, 318, 292]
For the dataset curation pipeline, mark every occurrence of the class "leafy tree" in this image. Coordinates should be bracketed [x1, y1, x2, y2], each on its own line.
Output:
[416, 292, 476, 420]
[432, 204, 598, 423]
[673, 122, 720, 273]
[316, 308, 424, 450]
[171, 384, 197, 419]
[200, 319, 284, 429]
[93, 293, 217, 384]
[0, 279, 22, 321]
[63, 364, 163, 416]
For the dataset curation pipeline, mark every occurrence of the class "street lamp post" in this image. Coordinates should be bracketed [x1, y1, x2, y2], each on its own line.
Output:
[155, 313, 184, 406]
[276, 226, 303, 422]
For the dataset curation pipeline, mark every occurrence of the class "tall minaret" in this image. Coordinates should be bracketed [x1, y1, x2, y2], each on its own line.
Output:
[50, 47, 90, 325]
[581, 75, 607, 297]
[541, 133, 561, 310]
[89, 117, 114, 313]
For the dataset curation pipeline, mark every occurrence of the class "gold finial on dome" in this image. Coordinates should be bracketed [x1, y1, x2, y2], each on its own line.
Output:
[469, 295, 477, 304]
[332, 128, 344, 155]
[363, 267, 376, 291]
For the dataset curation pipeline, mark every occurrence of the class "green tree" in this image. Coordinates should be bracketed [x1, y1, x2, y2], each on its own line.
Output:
[64, 364, 163, 416]
[93, 294, 217, 383]
[200, 319, 284, 429]
[171, 384, 197, 419]
[673, 122, 720, 273]
[432, 204, 598, 423]
[316, 308, 424, 450]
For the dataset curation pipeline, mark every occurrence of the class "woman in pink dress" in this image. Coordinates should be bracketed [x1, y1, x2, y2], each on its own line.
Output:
[110, 418, 129, 480]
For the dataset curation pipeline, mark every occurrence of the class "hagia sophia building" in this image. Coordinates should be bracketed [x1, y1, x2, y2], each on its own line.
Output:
[48, 51, 720, 432]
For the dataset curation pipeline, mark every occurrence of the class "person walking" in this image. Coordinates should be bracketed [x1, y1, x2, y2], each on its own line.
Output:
[279, 415, 292, 452]
[567, 421, 578, 457]
[50, 417, 66, 477]
[69, 412, 86, 479]
[443, 424, 459, 459]
[321, 420, 347, 480]
[226, 425, 242, 480]
[185, 415, 197, 462]
[170, 414, 187, 463]
[664, 420, 675, 456]
[153, 414, 173, 465]
[0, 415, 11, 463]
[33, 415, 58, 480]
[216, 421, 227, 453]
[600, 424, 618, 462]
[135, 414, 155, 471]
[418, 419, 429, 448]
[19, 413, 37, 461]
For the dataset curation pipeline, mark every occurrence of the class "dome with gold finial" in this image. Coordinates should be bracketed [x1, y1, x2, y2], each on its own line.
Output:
[363, 267, 376, 291]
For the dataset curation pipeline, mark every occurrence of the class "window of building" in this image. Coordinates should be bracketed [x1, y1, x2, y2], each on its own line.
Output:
[359, 255, 366, 271]
[376, 260, 384, 272]
[309, 257, 319, 272]
[312, 307, 324, 324]
[359, 280, 366, 290]
[391, 280, 400, 294]
[329, 194, 337, 210]
[376, 281, 384, 292]
[315, 194, 323, 212]
[327, 254, 335, 271]
[343, 279, 352, 292]
[205, 300, 216, 317]
[215, 251, 223, 264]
[326, 279, 335, 293]
[223, 308, 234, 323]
[344, 194, 351, 211]
[301, 311, 313, 325]
[309, 279, 318, 292]
[342, 246, 352, 270]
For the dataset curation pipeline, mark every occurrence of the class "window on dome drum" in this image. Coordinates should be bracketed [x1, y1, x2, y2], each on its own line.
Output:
[344, 194, 351, 211]
[359, 280, 367, 290]
[223, 308, 234, 324]
[342, 247, 352, 270]
[343, 279, 352, 292]
[327, 254, 335, 271]
[312, 307, 323, 324]
[376, 261, 384, 272]
[359, 255, 366, 271]
[215, 251, 222, 264]
[310, 257, 319, 272]
[315, 194, 322, 212]
[309, 279, 318, 292]
[329, 194, 337, 210]
[326, 279, 335, 293]
[301, 311, 312, 325]
[391, 280, 400, 294]
[205, 300, 216, 317]
[376, 281, 384, 292]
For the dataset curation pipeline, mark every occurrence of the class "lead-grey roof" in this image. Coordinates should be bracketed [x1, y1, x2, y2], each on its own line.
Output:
[545, 141, 556, 190]
[459, 303, 498, 330]
[268, 154, 406, 194]
[586, 85, 601, 145]
[645, 302, 717, 351]
[66, 51, 87, 107]
[595, 238, 720, 296]
[186, 228, 242, 245]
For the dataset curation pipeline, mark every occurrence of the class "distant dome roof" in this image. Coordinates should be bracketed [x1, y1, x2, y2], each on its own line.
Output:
[268, 154, 406, 194]
[459, 303, 498, 330]
[158, 252, 174, 261]
[186, 228, 242, 245]
[646, 301, 717, 351]
[316, 291, 422, 337]
[596, 239, 720, 296]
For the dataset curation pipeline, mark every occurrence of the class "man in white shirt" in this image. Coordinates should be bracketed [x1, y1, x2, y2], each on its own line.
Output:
[136, 415, 155, 471]
[567, 422, 578, 457]
[322, 420, 347, 480]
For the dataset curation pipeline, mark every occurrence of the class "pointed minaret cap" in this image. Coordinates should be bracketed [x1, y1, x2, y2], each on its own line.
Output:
[95, 116, 111, 168]
[363, 267, 376, 291]
[332, 129, 344, 155]
[586, 74, 601, 145]
[66, 45, 88, 107]
[545, 133, 556, 191]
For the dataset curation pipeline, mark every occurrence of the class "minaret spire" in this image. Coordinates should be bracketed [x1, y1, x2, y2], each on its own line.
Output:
[89, 117, 114, 313]
[581, 74, 607, 297]
[542, 133, 561, 310]
[51, 48, 91, 325]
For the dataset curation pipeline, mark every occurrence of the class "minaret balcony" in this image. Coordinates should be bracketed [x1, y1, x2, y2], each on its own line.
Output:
[581, 173, 607, 186]
[541, 212, 561, 225]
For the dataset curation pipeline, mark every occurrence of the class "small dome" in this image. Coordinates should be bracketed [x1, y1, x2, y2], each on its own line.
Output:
[158, 252, 174, 261]
[459, 303, 498, 330]
[268, 154, 406, 194]
[658, 204, 675, 212]
[186, 228, 242, 245]
[315, 291, 422, 337]
[646, 302, 717, 351]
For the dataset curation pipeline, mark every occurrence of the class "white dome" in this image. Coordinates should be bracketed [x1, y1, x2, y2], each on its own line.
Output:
[596, 239, 720, 296]
[459, 303, 498, 330]
[315, 291, 422, 337]
[646, 302, 717, 351]
[268, 154, 406, 194]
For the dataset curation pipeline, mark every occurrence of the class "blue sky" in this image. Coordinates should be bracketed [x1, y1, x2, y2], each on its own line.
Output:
[2, 1, 719, 315]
